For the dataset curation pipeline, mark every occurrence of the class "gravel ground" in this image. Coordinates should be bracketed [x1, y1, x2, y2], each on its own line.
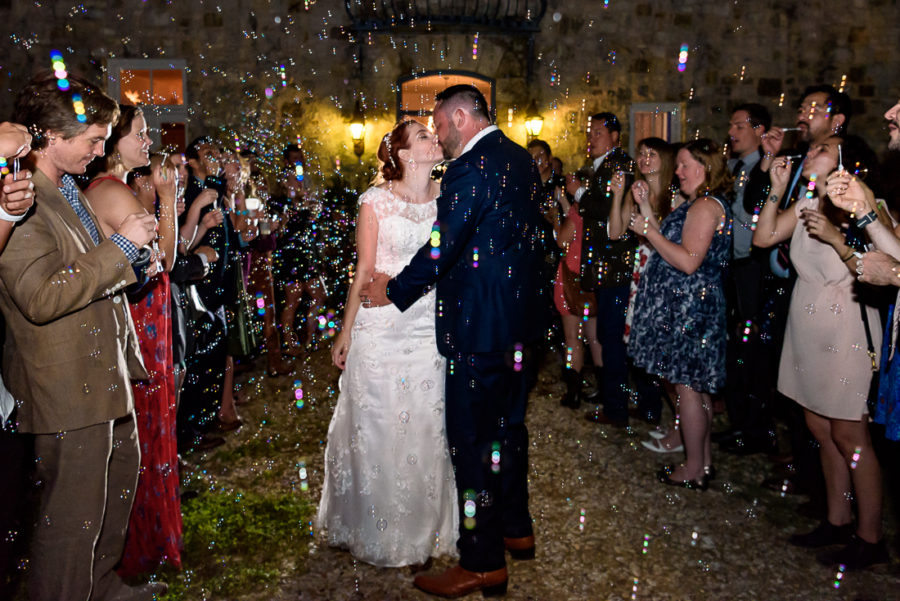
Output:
[202, 350, 899, 601]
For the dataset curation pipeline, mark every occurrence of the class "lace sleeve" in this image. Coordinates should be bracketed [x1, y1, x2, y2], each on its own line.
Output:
[358, 186, 392, 221]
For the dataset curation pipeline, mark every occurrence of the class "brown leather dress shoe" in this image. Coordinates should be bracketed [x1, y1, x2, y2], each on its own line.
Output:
[413, 565, 507, 598]
[503, 535, 535, 560]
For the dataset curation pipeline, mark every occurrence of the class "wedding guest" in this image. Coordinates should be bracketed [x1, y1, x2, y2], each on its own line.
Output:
[828, 99, 900, 444]
[3, 71, 162, 601]
[317, 120, 458, 567]
[608, 137, 677, 429]
[746, 86, 853, 499]
[138, 157, 216, 411]
[270, 145, 327, 355]
[568, 113, 636, 427]
[720, 103, 779, 456]
[244, 160, 292, 376]
[178, 137, 233, 452]
[754, 135, 888, 570]
[84, 106, 183, 576]
[628, 139, 732, 489]
[527, 138, 565, 363]
[553, 186, 602, 409]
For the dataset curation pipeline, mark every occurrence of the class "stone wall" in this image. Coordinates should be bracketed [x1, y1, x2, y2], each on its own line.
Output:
[0, 0, 898, 179]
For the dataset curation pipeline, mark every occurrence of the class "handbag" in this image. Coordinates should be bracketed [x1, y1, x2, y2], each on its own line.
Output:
[860, 302, 880, 415]
[560, 259, 596, 317]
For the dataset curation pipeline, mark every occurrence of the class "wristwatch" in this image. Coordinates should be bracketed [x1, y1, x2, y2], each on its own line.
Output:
[855, 211, 878, 229]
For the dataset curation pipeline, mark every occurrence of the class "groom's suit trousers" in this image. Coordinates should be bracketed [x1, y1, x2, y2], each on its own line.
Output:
[444, 348, 535, 573]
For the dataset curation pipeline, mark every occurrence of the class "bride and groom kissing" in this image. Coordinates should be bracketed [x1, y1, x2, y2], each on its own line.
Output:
[316, 84, 549, 598]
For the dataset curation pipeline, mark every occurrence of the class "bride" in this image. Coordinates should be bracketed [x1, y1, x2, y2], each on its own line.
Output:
[317, 120, 459, 567]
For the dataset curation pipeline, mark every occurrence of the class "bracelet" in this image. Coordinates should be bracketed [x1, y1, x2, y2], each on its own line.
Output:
[840, 248, 855, 262]
[855, 211, 878, 229]
[0, 204, 26, 223]
[641, 217, 649, 236]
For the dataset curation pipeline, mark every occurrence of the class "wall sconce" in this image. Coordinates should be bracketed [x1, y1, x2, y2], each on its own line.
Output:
[524, 101, 544, 141]
[349, 99, 366, 157]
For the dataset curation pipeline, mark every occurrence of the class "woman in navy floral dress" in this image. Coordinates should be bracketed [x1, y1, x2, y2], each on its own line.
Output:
[628, 139, 732, 489]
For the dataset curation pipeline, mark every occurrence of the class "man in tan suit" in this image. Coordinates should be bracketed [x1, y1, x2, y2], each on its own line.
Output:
[0, 72, 162, 601]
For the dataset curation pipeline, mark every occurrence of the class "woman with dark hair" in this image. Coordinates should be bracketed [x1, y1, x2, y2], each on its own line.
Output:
[83, 105, 182, 575]
[628, 139, 733, 489]
[609, 137, 677, 429]
[755, 135, 887, 570]
[317, 120, 458, 567]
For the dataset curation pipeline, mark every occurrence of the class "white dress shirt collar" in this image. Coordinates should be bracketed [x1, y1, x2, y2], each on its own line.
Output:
[461, 125, 499, 156]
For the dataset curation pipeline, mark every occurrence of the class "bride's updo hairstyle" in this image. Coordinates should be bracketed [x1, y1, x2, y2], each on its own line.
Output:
[377, 120, 416, 181]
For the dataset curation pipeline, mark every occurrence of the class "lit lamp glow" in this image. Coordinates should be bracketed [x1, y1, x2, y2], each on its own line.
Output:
[349, 99, 366, 158]
[524, 101, 544, 140]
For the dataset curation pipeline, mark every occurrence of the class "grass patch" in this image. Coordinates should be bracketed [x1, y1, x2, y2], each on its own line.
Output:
[156, 487, 314, 600]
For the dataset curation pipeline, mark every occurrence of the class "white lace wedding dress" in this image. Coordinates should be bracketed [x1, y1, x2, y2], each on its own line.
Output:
[316, 185, 459, 567]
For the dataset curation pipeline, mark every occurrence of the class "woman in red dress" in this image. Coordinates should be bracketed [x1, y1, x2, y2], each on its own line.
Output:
[84, 105, 182, 576]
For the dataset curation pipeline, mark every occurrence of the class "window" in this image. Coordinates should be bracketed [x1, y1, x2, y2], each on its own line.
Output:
[628, 102, 684, 155]
[397, 71, 495, 123]
[107, 59, 189, 151]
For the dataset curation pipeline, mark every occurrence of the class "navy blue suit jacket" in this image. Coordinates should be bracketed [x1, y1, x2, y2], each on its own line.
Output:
[386, 129, 547, 356]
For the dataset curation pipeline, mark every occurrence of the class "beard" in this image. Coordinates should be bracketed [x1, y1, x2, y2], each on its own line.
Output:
[440, 126, 462, 160]
[889, 127, 900, 151]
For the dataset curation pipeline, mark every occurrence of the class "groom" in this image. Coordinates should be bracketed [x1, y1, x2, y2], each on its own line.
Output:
[362, 85, 546, 597]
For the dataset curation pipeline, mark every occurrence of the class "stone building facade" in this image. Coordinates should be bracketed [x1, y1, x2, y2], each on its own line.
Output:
[0, 0, 897, 181]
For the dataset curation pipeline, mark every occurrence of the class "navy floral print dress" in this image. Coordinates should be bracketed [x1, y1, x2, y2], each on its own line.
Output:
[628, 196, 732, 393]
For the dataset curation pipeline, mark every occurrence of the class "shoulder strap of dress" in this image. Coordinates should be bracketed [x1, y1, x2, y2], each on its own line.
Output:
[706, 194, 728, 212]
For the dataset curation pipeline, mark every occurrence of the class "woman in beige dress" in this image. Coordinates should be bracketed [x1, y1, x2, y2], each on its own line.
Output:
[753, 134, 887, 570]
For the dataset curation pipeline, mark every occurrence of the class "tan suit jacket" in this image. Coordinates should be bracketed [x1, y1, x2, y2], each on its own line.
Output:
[0, 169, 147, 433]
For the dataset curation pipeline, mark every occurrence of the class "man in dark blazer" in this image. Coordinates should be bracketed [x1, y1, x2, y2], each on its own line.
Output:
[362, 85, 546, 597]
[1, 72, 163, 601]
[566, 113, 635, 426]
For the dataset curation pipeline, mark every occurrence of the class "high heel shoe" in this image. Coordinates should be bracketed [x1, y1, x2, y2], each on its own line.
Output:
[641, 438, 684, 453]
[648, 429, 669, 440]
[657, 464, 708, 491]
[704, 464, 716, 480]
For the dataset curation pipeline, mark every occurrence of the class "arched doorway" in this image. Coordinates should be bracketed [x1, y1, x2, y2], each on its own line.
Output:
[396, 71, 496, 123]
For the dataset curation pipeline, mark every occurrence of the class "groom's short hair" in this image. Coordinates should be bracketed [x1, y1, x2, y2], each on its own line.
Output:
[435, 85, 492, 124]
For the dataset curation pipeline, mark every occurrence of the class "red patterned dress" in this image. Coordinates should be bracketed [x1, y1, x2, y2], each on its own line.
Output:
[119, 268, 182, 576]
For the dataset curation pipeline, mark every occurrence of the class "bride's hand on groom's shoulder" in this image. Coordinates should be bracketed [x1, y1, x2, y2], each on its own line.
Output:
[332, 332, 350, 369]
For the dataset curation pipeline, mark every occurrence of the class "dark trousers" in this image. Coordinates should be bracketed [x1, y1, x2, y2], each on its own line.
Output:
[0, 422, 32, 600]
[177, 306, 227, 452]
[444, 349, 534, 573]
[595, 285, 630, 422]
[631, 364, 663, 423]
[724, 257, 772, 435]
[29, 414, 139, 601]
